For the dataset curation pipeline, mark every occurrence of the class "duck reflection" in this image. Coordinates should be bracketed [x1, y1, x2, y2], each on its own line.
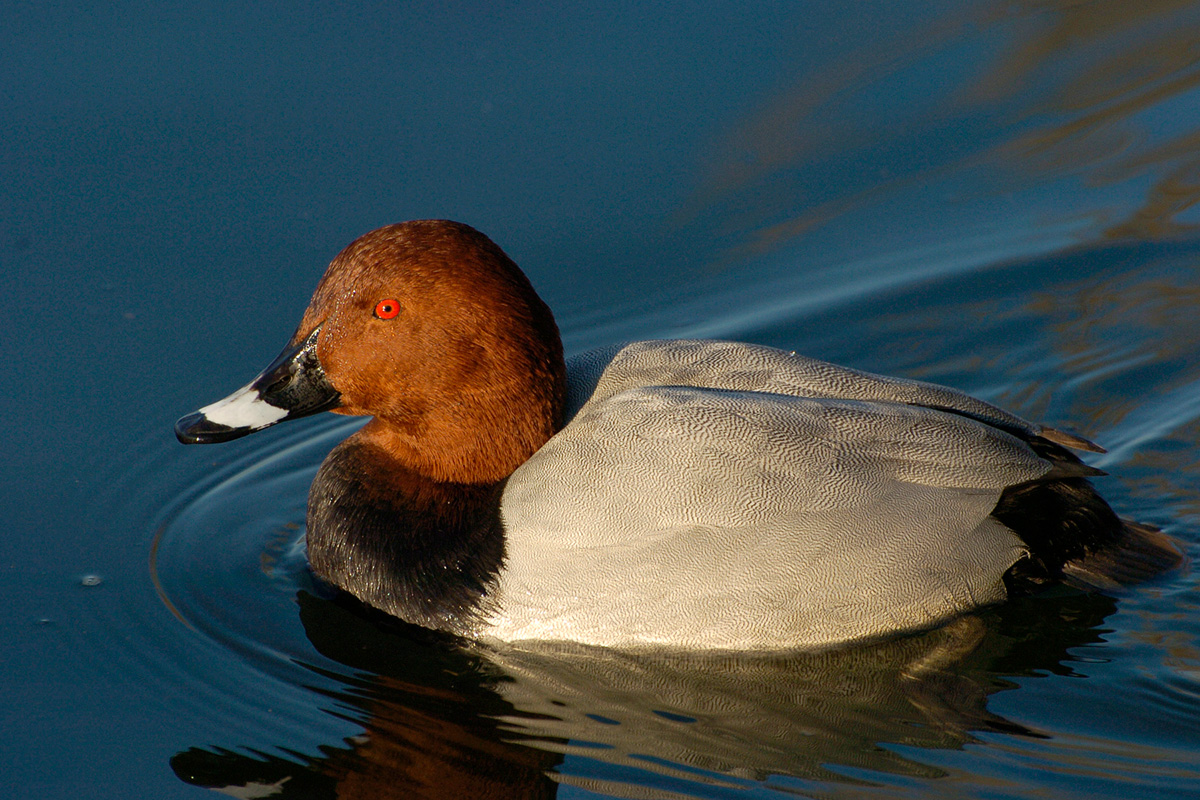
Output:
[172, 592, 561, 799]
[173, 589, 1117, 798]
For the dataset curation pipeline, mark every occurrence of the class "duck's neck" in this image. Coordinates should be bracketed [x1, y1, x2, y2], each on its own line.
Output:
[363, 353, 565, 484]
[305, 424, 507, 634]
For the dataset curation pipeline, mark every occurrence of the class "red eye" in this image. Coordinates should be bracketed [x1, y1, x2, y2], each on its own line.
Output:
[374, 299, 400, 319]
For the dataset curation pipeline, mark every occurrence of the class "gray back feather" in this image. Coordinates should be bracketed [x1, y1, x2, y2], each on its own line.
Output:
[482, 340, 1051, 649]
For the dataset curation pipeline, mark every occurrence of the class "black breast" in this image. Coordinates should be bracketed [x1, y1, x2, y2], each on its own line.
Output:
[305, 439, 507, 634]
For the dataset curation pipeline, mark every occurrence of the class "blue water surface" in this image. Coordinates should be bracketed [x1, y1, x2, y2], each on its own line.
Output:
[4, 2, 1200, 798]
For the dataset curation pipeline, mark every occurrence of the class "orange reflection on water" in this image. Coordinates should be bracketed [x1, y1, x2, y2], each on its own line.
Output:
[687, 0, 1200, 261]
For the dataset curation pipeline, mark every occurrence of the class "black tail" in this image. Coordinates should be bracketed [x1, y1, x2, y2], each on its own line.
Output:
[992, 434, 1184, 593]
[1060, 519, 1184, 590]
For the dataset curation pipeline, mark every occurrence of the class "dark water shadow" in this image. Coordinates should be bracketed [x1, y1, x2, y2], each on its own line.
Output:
[171, 588, 1119, 798]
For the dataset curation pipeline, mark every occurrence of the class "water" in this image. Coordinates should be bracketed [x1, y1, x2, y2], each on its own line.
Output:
[4, 2, 1200, 798]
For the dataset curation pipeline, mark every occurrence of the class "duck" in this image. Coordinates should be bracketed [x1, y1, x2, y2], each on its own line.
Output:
[175, 220, 1182, 650]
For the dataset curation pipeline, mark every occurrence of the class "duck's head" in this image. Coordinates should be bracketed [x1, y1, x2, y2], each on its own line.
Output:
[176, 220, 566, 483]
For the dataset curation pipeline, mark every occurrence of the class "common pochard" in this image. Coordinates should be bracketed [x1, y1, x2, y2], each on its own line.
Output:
[176, 220, 1181, 650]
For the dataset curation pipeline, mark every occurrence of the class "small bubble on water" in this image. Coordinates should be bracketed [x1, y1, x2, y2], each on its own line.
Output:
[80, 574, 103, 587]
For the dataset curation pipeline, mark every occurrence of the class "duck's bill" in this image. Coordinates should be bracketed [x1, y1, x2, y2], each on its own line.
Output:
[175, 327, 341, 445]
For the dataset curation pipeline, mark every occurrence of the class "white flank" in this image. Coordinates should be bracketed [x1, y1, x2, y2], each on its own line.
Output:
[197, 384, 288, 429]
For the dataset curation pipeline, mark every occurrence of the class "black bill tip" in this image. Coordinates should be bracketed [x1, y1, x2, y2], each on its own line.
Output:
[174, 411, 252, 445]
